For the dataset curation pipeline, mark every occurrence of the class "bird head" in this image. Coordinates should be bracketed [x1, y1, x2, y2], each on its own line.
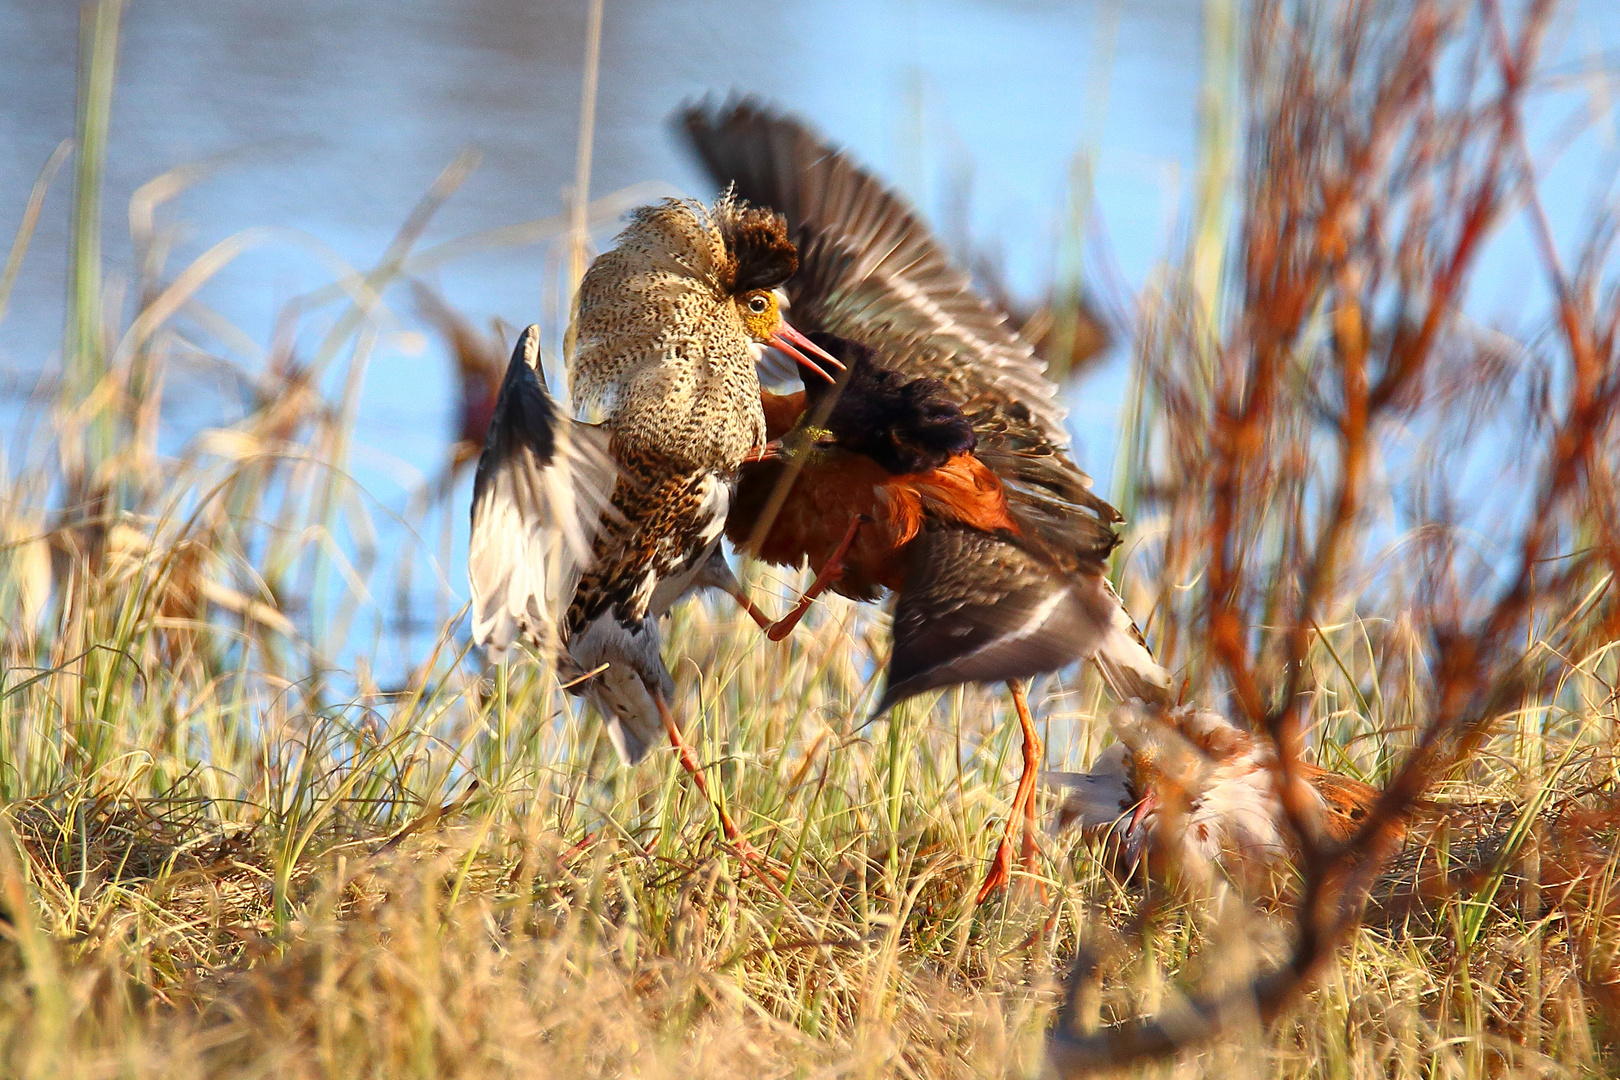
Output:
[796, 332, 977, 475]
[569, 194, 842, 427]
[712, 195, 845, 384]
[1108, 701, 1328, 896]
[1108, 702, 1228, 879]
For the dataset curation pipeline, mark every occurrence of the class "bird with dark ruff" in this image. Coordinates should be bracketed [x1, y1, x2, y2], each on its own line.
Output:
[466, 194, 841, 868]
[678, 100, 1170, 901]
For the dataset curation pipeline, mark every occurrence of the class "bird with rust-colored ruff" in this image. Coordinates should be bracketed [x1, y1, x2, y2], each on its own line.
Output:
[467, 194, 840, 865]
[1049, 703, 1388, 895]
[678, 100, 1170, 901]
[1048, 701, 1620, 941]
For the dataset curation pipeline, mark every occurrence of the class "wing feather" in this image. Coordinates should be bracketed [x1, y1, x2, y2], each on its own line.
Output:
[876, 525, 1168, 715]
[469, 325, 618, 658]
[678, 98, 1070, 447]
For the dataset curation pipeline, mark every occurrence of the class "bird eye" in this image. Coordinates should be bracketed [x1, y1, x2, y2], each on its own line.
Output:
[747, 294, 769, 314]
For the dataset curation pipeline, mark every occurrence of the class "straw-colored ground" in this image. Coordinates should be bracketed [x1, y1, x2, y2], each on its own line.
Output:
[3, 0, 1620, 1076]
[2, 558, 1618, 1079]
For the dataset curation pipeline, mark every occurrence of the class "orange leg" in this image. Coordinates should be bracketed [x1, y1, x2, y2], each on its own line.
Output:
[726, 514, 868, 642]
[656, 694, 785, 883]
[723, 589, 778, 634]
[976, 680, 1046, 904]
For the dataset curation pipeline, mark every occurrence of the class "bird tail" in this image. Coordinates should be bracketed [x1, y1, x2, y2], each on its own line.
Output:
[1090, 576, 1173, 707]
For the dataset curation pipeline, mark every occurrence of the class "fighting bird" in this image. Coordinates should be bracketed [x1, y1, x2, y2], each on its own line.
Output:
[1051, 699, 1620, 951]
[467, 195, 841, 861]
[679, 100, 1169, 900]
[1050, 703, 1386, 895]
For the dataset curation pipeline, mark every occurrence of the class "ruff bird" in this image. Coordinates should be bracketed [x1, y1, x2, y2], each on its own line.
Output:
[468, 195, 840, 861]
[679, 100, 1169, 901]
[1050, 703, 1385, 894]
[1051, 701, 1620, 949]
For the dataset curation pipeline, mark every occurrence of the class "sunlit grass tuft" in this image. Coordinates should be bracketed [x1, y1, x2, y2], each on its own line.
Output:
[2, 0, 1619, 1077]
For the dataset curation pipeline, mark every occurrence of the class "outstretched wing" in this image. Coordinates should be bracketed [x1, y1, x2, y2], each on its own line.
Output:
[469, 325, 619, 658]
[1046, 743, 1135, 834]
[875, 525, 1168, 715]
[678, 97, 1069, 448]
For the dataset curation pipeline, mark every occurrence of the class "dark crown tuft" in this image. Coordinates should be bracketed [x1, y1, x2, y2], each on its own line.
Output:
[714, 193, 798, 294]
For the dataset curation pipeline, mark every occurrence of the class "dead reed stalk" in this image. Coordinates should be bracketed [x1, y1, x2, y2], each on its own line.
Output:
[1051, 0, 1620, 1071]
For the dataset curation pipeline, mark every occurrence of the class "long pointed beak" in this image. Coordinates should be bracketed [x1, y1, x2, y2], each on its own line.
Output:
[1126, 789, 1156, 836]
[767, 321, 844, 384]
[1120, 789, 1156, 877]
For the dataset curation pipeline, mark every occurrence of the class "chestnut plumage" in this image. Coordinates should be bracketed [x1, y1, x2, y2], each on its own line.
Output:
[1050, 702, 1386, 892]
[682, 98, 1169, 900]
[683, 101, 1167, 713]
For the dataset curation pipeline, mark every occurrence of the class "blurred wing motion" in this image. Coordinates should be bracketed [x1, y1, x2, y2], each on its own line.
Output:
[682, 98, 1169, 712]
[413, 282, 505, 467]
[679, 98, 1068, 447]
[682, 98, 1167, 901]
[1045, 743, 1134, 834]
[469, 324, 619, 658]
[878, 525, 1162, 712]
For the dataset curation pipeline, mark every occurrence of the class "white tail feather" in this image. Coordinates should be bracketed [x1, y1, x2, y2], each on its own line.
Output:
[1092, 579, 1172, 706]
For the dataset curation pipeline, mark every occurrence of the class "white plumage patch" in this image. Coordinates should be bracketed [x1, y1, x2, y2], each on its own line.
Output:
[1109, 702, 1327, 891]
[568, 611, 672, 764]
[1046, 743, 1134, 834]
[1090, 577, 1171, 704]
[468, 325, 620, 661]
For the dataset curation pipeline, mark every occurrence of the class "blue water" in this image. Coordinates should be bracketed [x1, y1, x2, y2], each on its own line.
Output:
[1, 0, 1616, 681]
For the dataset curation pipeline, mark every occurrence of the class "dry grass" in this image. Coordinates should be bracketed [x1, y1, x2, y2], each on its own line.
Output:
[2, 0, 1619, 1076]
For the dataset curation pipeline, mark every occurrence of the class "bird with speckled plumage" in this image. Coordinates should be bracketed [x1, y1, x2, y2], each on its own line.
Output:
[1049, 702, 1387, 896]
[467, 194, 841, 866]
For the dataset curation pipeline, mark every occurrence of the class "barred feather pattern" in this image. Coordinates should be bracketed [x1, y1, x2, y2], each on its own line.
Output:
[468, 326, 619, 659]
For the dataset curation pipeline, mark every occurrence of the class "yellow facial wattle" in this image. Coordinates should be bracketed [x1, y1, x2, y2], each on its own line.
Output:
[737, 289, 781, 342]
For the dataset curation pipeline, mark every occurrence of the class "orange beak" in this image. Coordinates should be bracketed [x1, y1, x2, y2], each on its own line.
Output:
[1120, 788, 1157, 876]
[1126, 788, 1156, 836]
[767, 321, 844, 384]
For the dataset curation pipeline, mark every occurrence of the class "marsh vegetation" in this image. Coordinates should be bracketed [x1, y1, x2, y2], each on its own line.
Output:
[1, 0, 1618, 1076]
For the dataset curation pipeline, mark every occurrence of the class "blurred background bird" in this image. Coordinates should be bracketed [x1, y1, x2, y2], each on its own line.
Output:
[1050, 701, 1620, 947]
[1049, 702, 1385, 896]
[413, 281, 507, 488]
[678, 99, 1169, 901]
[466, 195, 840, 866]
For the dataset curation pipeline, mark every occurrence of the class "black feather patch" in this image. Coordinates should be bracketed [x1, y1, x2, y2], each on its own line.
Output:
[474, 327, 559, 520]
[803, 332, 976, 475]
[714, 197, 798, 294]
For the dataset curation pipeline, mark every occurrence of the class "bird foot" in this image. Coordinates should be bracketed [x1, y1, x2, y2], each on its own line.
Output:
[558, 831, 598, 864]
[659, 694, 786, 887]
[1019, 835, 1048, 903]
[976, 840, 1015, 904]
[974, 837, 1046, 904]
[729, 835, 789, 883]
